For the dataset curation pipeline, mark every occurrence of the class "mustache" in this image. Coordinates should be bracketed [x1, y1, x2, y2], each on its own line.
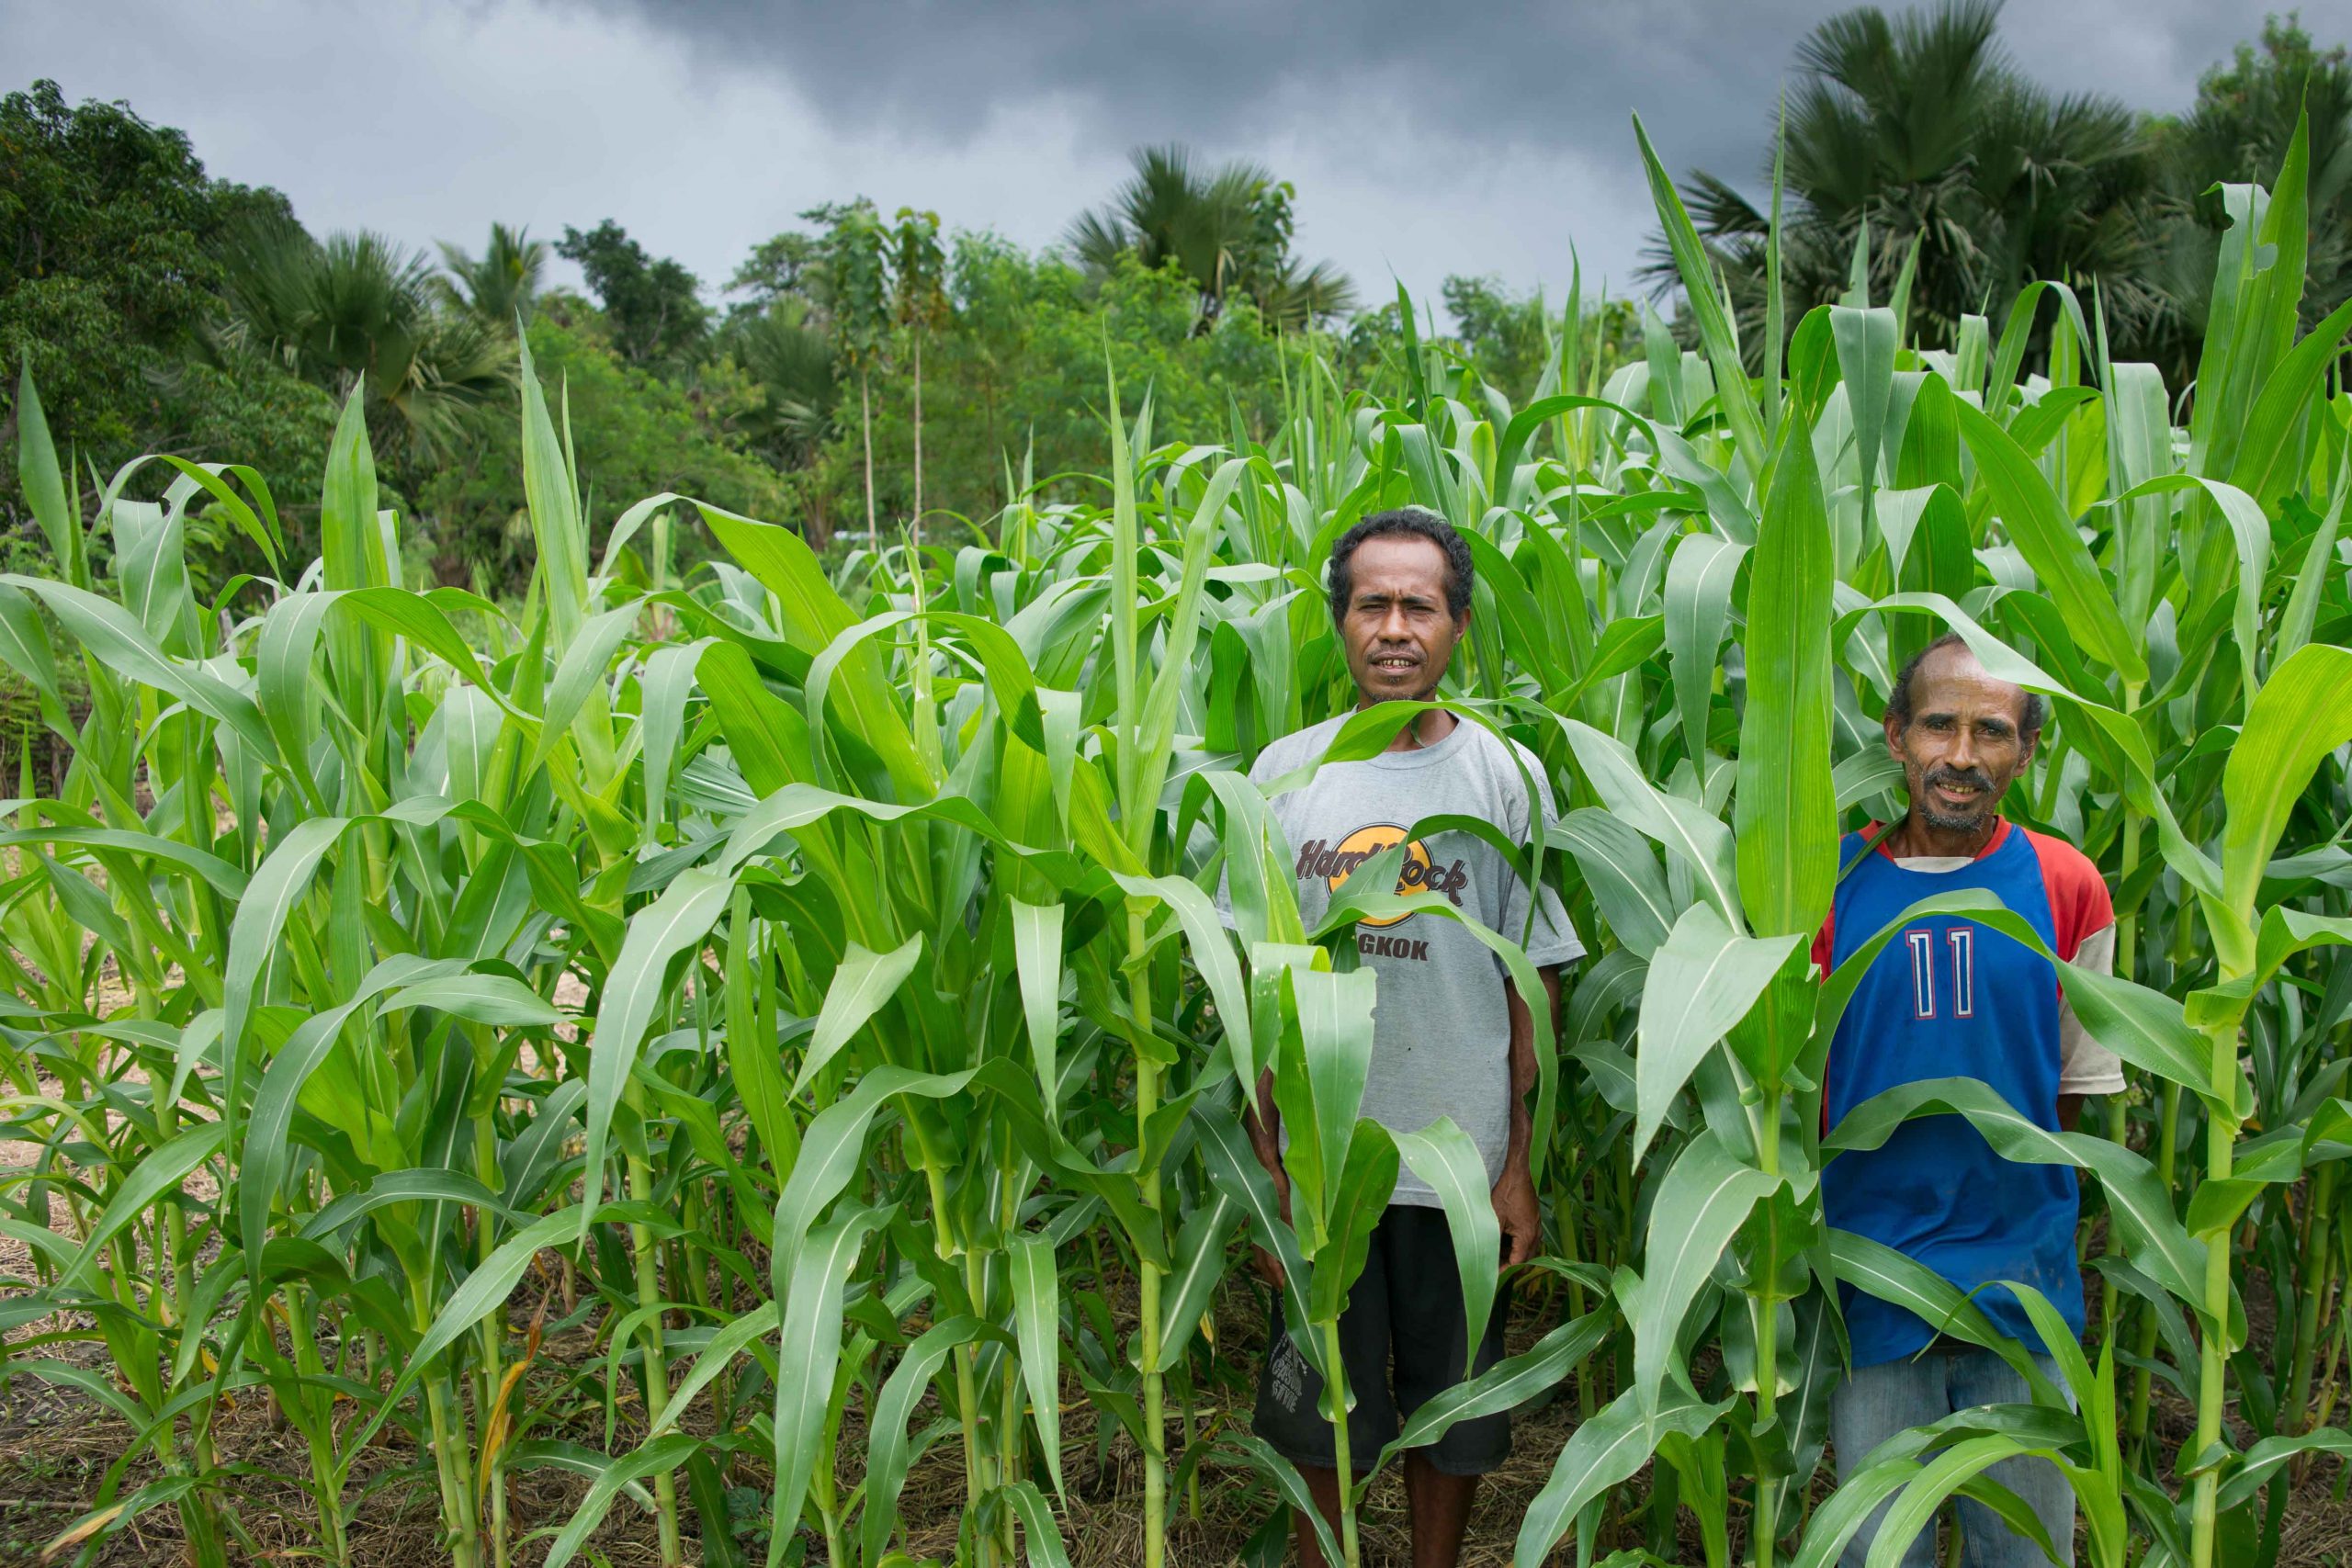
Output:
[1925, 764, 1995, 794]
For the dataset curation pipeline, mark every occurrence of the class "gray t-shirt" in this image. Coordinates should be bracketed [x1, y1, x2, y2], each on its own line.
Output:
[1222, 713, 1583, 1206]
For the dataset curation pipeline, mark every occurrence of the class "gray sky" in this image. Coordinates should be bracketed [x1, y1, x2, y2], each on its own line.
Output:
[2, 0, 2305, 321]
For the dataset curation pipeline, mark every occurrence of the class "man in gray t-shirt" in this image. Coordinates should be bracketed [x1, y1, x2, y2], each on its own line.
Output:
[1227, 508, 1580, 1568]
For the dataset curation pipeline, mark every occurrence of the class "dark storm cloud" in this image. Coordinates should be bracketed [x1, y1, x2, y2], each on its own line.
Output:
[592, 0, 2259, 191]
[6, 0, 2292, 326]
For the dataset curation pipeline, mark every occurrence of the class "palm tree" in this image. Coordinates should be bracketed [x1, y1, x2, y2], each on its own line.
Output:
[2130, 17, 2352, 383]
[1068, 144, 1358, 330]
[732, 297, 842, 543]
[1657, 0, 2156, 356]
[435, 222, 548, 331]
[214, 213, 511, 463]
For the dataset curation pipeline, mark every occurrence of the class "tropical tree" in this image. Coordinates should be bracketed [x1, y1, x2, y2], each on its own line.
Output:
[729, 301, 836, 458]
[819, 199, 892, 542]
[1658, 0, 2156, 355]
[211, 212, 510, 465]
[1067, 143, 1358, 330]
[435, 221, 548, 332]
[725, 297, 839, 540]
[729, 228, 827, 310]
[2130, 16, 2352, 383]
[893, 207, 949, 536]
[555, 218, 710, 369]
[0, 78, 305, 501]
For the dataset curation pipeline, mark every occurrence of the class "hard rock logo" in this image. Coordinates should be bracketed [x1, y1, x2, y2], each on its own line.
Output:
[1292, 823, 1468, 929]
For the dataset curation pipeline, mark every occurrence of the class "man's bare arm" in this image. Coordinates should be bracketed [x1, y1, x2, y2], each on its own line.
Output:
[1502, 966, 1566, 1169]
[1495, 965, 1564, 1267]
[1245, 1067, 1283, 1183]
[1244, 1067, 1290, 1286]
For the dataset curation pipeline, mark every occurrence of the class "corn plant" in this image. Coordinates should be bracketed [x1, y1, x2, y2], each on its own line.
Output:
[0, 108, 2348, 1568]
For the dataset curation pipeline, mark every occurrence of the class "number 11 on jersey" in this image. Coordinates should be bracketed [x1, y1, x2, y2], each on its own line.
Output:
[1905, 926, 1976, 1021]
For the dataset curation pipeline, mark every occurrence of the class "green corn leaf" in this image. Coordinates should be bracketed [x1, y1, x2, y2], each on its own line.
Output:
[1951, 399, 2144, 685]
[1560, 717, 1743, 928]
[771, 1201, 896, 1535]
[1000, 1479, 1076, 1568]
[862, 1315, 992, 1568]
[1307, 1118, 1398, 1331]
[770, 1066, 977, 1295]
[1009, 1230, 1066, 1498]
[350, 1201, 610, 1461]
[1518, 1381, 1730, 1566]
[1826, 1229, 2049, 1387]
[539, 1433, 704, 1568]
[526, 602, 639, 773]
[14, 367, 77, 582]
[1193, 1104, 1319, 1378]
[578, 867, 737, 1242]
[1218, 1433, 1346, 1568]
[1831, 306, 1898, 503]
[382, 970, 563, 1028]
[56, 1122, 226, 1292]
[2221, 643, 2352, 924]
[1635, 904, 1804, 1161]
[0, 583, 68, 737]
[2227, 293, 2352, 513]
[241, 954, 455, 1269]
[1663, 534, 1746, 769]
[1391, 1117, 1503, 1382]
[1867, 1436, 2060, 1568]
[1631, 1132, 1779, 1408]
[1550, 808, 1675, 959]
[2217, 1429, 2352, 1510]
[1011, 898, 1067, 1111]
[1288, 964, 1379, 1235]
[0, 575, 272, 754]
[515, 333, 588, 649]
[795, 933, 924, 1098]
[1633, 115, 1766, 476]
[1153, 1190, 1240, 1373]
[1826, 1078, 2208, 1319]
[298, 1168, 530, 1243]
[1370, 1307, 1611, 1480]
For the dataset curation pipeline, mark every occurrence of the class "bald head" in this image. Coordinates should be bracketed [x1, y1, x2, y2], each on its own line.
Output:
[1885, 635, 2045, 740]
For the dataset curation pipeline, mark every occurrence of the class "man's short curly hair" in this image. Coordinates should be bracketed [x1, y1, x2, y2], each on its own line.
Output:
[1326, 508, 1474, 625]
[1885, 632, 2047, 737]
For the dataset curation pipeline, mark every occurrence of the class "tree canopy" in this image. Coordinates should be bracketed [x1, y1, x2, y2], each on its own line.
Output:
[1, 6, 2343, 585]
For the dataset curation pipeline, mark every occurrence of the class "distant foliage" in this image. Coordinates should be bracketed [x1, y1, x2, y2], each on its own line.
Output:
[0, 79, 327, 517]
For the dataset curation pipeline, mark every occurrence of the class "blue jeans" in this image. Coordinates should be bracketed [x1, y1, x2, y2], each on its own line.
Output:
[1831, 1348, 2075, 1567]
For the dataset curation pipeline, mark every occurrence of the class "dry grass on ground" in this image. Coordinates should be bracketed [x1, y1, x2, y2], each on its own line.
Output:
[5, 1256, 2350, 1567]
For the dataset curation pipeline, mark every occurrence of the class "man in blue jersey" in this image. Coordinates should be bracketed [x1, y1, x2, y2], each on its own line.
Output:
[1811, 634, 2123, 1567]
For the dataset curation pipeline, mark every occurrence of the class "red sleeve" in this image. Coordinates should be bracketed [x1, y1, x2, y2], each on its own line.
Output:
[2020, 827, 2113, 963]
[1812, 905, 1836, 979]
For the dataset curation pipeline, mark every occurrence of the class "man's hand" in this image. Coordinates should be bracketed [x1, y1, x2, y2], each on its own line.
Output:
[1492, 1163, 1540, 1269]
[1495, 966, 1560, 1273]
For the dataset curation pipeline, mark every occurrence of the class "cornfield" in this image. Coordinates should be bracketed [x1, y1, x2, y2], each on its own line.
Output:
[4, 114, 2351, 1568]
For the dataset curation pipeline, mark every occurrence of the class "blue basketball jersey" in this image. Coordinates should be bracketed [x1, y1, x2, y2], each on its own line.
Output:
[1814, 819, 2109, 1367]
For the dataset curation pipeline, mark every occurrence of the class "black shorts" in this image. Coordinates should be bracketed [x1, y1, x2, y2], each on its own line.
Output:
[1252, 1203, 1510, 1477]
